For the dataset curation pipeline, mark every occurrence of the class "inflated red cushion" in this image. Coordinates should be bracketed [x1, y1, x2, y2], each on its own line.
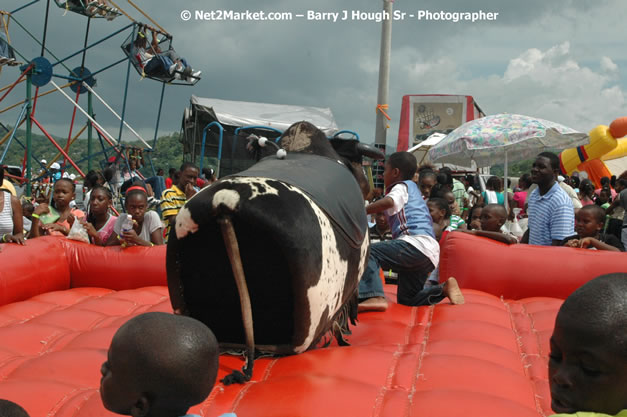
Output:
[440, 232, 627, 299]
[63, 239, 166, 290]
[1, 233, 615, 417]
[0, 237, 166, 307]
[0, 285, 560, 417]
[0, 237, 70, 306]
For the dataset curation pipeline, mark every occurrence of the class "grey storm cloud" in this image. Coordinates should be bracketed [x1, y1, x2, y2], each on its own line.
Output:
[0, 0, 624, 153]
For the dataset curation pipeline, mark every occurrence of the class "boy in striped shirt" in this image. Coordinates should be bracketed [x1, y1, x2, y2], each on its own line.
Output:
[160, 163, 199, 243]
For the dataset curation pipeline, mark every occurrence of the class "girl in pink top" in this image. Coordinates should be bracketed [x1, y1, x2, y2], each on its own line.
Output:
[513, 173, 531, 217]
[579, 179, 596, 207]
[30, 179, 84, 237]
[81, 185, 118, 246]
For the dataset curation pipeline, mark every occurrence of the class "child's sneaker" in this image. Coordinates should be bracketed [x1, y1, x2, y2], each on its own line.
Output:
[187, 70, 201, 83]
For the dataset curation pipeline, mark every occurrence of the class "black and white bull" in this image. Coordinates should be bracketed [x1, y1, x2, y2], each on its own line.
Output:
[166, 121, 384, 383]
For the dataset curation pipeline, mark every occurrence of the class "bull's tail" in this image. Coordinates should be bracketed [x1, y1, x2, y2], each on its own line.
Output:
[218, 215, 256, 385]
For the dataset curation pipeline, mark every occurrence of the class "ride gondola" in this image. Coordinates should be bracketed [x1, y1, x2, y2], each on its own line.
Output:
[0, 12, 20, 68]
[53, 0, 121, 20]
[121, 24, 201, 85]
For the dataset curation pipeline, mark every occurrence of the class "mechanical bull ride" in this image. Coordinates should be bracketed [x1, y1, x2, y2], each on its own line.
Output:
[166, 121, 385, 383]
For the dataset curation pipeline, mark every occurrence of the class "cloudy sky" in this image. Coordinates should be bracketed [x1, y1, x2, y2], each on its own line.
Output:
[2, 0, 626, 158]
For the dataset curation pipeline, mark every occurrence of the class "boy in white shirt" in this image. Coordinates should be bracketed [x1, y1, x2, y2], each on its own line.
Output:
[358, 152, 464, 312]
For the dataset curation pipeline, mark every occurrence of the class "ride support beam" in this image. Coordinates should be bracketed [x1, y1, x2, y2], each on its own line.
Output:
[0, 103, 28, 164]
[25, 74, 32, 196]
[63, 85, 82, 173]
[40, 0, 51, 57]
[10, 0, 41, 15]
[81, 81, 151, 149]
[54, 124, 86, 170]
[30, 116, 85, 177]
[52, 23, 133, 69]
[108, 0, 169, 37]
[0, 78, 25, 94]
[0, 115, 26, 147]
[116, 36, 134, 146]
[49, 79, 118, 146]
[0, 81, 73, 114]
[0, 63, 34, 104]
[152, 82, 165, 148]
[87, 91, 93, 171]
[88, 57, 126, 78]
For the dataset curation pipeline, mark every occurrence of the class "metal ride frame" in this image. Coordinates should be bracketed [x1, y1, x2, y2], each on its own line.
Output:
[197, 122, 368, 182]
[0, 0, 184, 197]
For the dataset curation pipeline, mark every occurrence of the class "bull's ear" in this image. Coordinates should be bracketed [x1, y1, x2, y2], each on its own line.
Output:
[357, 143, 385, 160]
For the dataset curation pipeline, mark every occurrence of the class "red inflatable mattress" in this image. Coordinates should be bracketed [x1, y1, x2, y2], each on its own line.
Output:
[0, 234, 623, 417]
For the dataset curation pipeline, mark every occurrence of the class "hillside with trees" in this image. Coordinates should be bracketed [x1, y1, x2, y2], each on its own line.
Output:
[0, 125, 185, 176]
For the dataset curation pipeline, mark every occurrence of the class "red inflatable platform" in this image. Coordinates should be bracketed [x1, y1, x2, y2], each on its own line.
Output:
[0, 234, 624, 417]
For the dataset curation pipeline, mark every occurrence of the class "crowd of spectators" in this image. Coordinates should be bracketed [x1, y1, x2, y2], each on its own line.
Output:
[359, 151, 626, 313]
[0, 158, 217, 249]
[1, 151, 627, 417]
[2, 149, 626, 256]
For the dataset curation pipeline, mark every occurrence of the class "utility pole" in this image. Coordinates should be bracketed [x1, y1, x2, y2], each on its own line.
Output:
[373, 0, 393, 188]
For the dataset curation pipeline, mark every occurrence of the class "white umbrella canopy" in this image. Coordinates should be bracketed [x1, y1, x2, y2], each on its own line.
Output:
[407, 132, 447, 165]
[427, 113, 589, 167]
[427, 113, 590, 211]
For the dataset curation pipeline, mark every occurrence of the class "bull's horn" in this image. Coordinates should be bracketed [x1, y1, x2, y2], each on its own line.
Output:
[356, 143, 385, 160]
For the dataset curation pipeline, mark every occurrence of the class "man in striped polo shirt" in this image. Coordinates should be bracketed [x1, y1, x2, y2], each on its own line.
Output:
[160, 162, 199, 243]
[522, 152, 575, 246]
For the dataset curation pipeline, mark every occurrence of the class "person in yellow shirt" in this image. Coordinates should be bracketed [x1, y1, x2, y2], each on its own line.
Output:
[549, 273, 627, 417]
[160, 163, 199, 243]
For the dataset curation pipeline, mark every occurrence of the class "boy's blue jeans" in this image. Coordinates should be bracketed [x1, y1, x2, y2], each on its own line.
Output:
[359, 239, 443, 306]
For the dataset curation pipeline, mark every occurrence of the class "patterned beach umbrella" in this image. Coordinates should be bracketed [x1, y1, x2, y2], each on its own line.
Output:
[428, 113, 589, 167]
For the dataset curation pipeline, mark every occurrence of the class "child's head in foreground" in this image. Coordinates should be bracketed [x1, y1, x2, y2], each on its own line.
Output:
[100, 312, 219, 417]
[480, 204, 508, 232]
[0, 399, 30, 417]
[574, 205, 605, 239]
[384, 152, 417, 188]
[549, 273, 627, 415]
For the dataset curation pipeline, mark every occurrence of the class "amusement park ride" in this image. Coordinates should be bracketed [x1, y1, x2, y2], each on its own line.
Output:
[0, 0, 200, 196]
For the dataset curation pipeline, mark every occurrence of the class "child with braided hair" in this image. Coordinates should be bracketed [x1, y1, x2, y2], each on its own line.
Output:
[81, 185, 117, 246]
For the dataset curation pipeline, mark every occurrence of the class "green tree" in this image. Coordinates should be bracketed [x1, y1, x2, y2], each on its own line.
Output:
[0, 124, 186, 177]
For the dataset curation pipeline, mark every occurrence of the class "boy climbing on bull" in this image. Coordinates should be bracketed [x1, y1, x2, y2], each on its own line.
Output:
[358, 152, 464, 312]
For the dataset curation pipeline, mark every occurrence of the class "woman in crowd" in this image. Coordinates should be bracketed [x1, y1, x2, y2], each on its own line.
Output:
[481, 176, 505, 205]
[579, 179, 596, 206]
[83, 170, 105, 211]
[513, 173, 531, 216]
[0, 166, 24, 245]
[463, 174, 481, 208]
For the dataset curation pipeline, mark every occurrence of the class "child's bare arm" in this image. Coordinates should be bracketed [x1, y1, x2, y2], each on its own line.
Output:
[460, 229, 518, 244]
[150, 30, 162, 53]
[366, 196, 394, 215]
[564, 239, 579, 248]
[579, 237, 620, 252]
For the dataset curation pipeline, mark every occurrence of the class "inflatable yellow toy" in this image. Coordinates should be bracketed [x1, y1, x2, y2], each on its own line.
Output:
[559, 117, 627, 186]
